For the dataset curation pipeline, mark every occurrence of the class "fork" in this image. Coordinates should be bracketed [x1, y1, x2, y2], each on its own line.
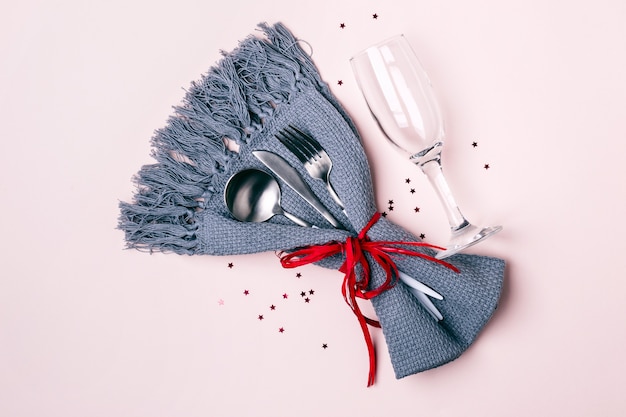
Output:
[275, 125, 445, 321]
[276, 125, 345, 212]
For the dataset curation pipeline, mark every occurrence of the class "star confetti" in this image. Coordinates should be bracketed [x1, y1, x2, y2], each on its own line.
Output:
[472, 141, 478, 147]
[300, 291, 307, 297]
[279, 327, 285, 333]
[410, 188, 416, 194]
[227, 262, 234, 269]
[296, 272, 302, 278]
[414, 207, 420, 213]
[258, 315, 264, 320]
[309, 290, 315, 295]
[484, 164, 490, 170]
[372, 13, 379, 19]
[305, 297, 310, 303]
[337, 80, 343, 86]
[270, 304, 276, 310]
[282, 293, 288, 299]
[419, 233, 426, 239]
[243, 290, 249, 295]
[340, 23, 346, 29]
[322, 343, 328, 349]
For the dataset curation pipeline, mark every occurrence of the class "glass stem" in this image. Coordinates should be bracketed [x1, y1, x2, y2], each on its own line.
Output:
[412, 145, 469, 233]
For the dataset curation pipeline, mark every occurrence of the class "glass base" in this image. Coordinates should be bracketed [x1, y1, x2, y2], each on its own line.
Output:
[435, 224, 503, 259]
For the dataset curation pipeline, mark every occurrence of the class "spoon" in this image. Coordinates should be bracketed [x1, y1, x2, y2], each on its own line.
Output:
[224, 168, 313, 228]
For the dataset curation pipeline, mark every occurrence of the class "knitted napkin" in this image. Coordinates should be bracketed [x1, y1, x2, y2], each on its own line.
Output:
[119, 22, 505, 384]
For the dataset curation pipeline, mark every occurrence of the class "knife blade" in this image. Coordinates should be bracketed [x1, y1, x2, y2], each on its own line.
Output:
[252, 150, 343, 229]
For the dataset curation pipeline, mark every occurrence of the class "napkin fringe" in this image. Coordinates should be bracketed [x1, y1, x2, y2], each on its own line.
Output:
[119, 22, 325, 254]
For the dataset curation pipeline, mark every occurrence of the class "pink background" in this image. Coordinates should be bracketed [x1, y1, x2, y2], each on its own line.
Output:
[2, 0, 625, 416]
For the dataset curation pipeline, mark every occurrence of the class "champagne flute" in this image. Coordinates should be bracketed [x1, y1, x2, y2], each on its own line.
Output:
[350, 35, 501, 259]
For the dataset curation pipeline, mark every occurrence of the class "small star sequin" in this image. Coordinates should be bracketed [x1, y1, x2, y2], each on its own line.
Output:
[372, 13, 378, 19]
[227, 262, 234, 269]
[243, 290, 249, 295]
[388, 200, 394, 205]
[270, 304, 276, 310]
[419, 233, 426, 239]
[258, 315, 264, 320]
[337, 80, 343, 86]
[282, 293, 288, 299]
[405, 178, 411, 184]
[300, 291, 307, 297]
[484, 164, 490, 170]
[410, 188, 416, 194]
[340, 23, 346, 29]
[388, 205, 394, 211]
[322, 343, 328, 349]
[279, 327, 285, 333]
[309, 289, 315, 295]
[381, 212, 388, 217]
[304, 297, 310, 303]
[472, 141, 478, 147]
[296, 272, 302, 278]
[414, 207, 420, 213]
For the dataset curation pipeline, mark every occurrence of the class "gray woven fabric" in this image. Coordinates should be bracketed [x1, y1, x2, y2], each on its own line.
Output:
[119, 22, 505, 381]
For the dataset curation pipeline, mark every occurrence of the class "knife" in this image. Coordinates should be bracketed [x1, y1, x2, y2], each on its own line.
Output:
[252, 150, 343, 229]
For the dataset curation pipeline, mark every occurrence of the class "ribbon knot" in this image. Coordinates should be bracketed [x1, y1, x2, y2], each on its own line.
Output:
[279, 212, 459, 386]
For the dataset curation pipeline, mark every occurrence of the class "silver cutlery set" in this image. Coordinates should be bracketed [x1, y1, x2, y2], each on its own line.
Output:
[224, 125, 445, 321]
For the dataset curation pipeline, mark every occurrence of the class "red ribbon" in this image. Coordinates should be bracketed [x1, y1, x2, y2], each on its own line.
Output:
[279, 212, 459, 386]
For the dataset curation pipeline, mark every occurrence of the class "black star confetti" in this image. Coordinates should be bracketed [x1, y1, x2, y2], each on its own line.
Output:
[340, 23, 346, 29]
[419, 233, 426, 239]
[270, 304, 276, 310]
[472, 141, 478, 148]
[337, 80, 343, 86]
[304, 297, 311, 303]
[372, 13, 379, 19]
[381, 212, 388, 217]
[258, 315, 264, 320]
[296, 272, 302, 278]
[405, 178, 411, 184]
[243, 290, 249, 295]
[414, 207, 420, 213]
[322, 343, 328, 349]
[484, 164, 490, 170]
[300, 291, 307, 297]
[279, 327, 285, 333]
[227, 262, 234, 269]
[309, 290, 315, 295]
[282, 293, 288, 299]
[410, 188, 416, 194]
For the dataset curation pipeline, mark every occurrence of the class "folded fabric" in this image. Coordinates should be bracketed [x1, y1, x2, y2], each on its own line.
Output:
[119, 22, 505, 384]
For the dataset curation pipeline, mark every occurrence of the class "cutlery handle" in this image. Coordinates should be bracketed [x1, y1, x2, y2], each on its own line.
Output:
[325, 175, 345, 211]
[398, 270, 443, 300]
[411, 287, 443, 321]
[283, 211, 314, 228]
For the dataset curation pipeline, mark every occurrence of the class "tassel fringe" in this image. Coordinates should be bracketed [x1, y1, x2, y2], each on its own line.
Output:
[119, 22, 326, 254]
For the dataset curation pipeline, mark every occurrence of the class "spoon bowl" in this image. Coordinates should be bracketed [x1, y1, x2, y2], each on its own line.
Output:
[224, 168, 312, 227]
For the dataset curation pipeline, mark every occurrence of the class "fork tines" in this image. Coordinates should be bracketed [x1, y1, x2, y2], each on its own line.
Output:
[275, 125, 323, 164]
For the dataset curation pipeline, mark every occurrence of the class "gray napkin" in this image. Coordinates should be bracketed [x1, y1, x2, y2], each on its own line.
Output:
[119, 22, 505, 382]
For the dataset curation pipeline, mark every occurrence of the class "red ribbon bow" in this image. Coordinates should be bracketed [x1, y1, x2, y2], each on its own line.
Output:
[279, 212, 459, 386]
